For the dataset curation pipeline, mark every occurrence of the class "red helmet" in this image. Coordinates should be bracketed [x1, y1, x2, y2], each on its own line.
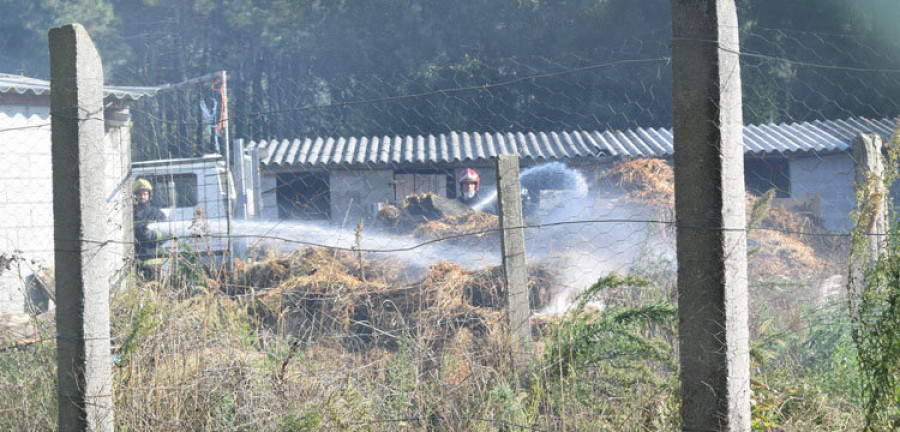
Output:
[458, 168, 480, 191]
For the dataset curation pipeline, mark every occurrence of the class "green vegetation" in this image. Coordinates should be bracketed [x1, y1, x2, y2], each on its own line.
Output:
[846, 122, 900, 430]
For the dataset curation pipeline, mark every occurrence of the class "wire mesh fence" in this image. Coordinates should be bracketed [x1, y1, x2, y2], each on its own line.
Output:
[2, 6, 900, 431]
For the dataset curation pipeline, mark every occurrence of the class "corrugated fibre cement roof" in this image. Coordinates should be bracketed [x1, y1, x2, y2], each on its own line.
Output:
[248, 116, 898, 168]
[0, 73, 163, 101]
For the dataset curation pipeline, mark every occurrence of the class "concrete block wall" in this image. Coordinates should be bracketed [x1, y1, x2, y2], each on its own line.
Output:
[0, 110, 53, 316]
[102, 107, 132, 288]
[790, 153, 856, 232]
[0, 105, 132, 316]
[260, 173, 278, 219]
[330, 169, 395, 226]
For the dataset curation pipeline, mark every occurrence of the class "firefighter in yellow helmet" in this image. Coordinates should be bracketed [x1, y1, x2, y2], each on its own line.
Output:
[132, 178, 167, 277]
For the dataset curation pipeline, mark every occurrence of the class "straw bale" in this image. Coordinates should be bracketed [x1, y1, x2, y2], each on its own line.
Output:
[530, 312, 562, 339]
[239, 248, 378, 342]
[466, 263, 555, 310]
[745, 192, 820, 234]
[745, 192, 836, 282]
[232, 255, 298, 290]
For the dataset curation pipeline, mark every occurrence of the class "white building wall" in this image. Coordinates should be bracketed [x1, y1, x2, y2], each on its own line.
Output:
[260, 173, 278, 219]
[0, 108, 53, 315]
[789, 153, 856, 232]
[330, 169, 395, 226]
[0, 105, 131, 316]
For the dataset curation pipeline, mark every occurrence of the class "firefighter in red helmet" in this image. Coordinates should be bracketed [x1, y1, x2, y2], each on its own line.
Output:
[458, 168, 480, 205]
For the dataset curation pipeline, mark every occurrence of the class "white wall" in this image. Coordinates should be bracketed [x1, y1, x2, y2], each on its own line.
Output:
[260, 173, 278, 219]
[330, 169, 395, 226]
[0, 105, 131, 317]
[789, 153, 856, 232]
[0, 108, 53, 315]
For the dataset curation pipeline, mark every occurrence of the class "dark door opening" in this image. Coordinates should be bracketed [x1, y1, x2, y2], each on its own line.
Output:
[744, 157, 790, 198]
[276, 172, 331, 219]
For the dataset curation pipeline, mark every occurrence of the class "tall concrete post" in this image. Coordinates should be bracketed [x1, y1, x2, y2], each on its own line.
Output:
[671, 1, 750, 431]
[50, 24, 115, 432]
[232, 138, 248, 219]
[496, 155, 531, 348]
[851, 133, 888, 266]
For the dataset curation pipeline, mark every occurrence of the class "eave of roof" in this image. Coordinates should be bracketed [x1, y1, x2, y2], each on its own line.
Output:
[248, 116, 898, 168]
[0, 73, 162, 101]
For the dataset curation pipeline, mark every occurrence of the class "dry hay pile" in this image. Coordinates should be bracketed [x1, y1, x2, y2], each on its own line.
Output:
[233, 247, 388, 344]
[412, 211, 499, 246]
[600, 158, 833, 282]
[600, 158, 675, 211]
[745, 194, 833, 282]
[375, 202, 411, 230]
[377, 193, 476, 230]
[233, 247, 555, 351]
[376, 193, 499, 251]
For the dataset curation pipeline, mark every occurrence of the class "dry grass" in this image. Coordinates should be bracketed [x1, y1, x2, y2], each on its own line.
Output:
[0, 245, 865, 432]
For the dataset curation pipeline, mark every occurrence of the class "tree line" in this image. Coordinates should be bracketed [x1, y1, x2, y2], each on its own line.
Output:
[3, 0, 900, 155]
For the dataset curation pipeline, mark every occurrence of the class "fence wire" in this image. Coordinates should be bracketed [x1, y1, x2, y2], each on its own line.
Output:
[2, 9, 900, 431]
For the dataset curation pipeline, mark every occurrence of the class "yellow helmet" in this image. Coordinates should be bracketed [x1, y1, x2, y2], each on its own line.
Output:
[132, 178, 153, 195]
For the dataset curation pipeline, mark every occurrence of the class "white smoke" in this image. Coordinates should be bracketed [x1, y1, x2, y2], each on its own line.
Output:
[162, 162, 672, 314]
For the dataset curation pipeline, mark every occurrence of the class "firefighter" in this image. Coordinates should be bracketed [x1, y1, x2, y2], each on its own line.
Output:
[132, 178, 167, 278]
[458, 168, 480, 205]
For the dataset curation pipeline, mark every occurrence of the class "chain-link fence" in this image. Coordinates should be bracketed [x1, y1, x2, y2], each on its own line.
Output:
[3, 4, 900, 431]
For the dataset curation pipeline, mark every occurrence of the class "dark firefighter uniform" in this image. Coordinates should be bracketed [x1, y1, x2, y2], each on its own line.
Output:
[132, 178, 167, 278]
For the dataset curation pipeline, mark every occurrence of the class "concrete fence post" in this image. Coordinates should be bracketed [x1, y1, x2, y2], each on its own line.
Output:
[232, 138, 248, 219]
[496, 155, 532, 350]
[671, 0, 751, 430]
[851, 133, 888, 266]
[249, 146, 263, 218]
[50, 23, 115, 432]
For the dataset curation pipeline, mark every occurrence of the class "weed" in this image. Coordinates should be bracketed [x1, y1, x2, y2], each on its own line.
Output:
[846, 124, 900, 430]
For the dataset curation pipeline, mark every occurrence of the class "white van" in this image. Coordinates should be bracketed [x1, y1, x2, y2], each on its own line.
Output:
[132, 154, 237, 260]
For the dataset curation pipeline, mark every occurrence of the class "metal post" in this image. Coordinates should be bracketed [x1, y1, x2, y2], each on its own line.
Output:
[50, 23, 115, 432]
[671, 0, 751, 430]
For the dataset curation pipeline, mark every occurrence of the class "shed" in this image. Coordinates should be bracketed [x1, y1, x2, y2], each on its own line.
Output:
[246, 131, 602, 223]
[247, 116, 897, 232]
[0, 73, 160, 317]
